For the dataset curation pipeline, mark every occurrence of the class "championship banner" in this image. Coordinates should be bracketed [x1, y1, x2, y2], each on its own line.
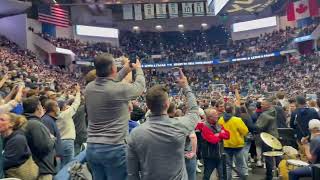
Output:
[134, 4, 142, 20]
[226, 0, 276, 14]
[123, 4, 133, 20]
[168, 3, 178, 18]
[206, 2, 215, 16]
[182, 3, 193, 17]
[144, 4, 155, 19]
[194, 2, 205, 16]
[156, 3, 167, 18]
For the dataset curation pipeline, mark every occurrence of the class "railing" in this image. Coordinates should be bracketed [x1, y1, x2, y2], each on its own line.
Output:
[31, 33, 56, 53]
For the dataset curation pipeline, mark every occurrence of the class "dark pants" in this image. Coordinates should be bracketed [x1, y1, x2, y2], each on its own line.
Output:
[289, 166, 312, 180]
[86, 143, 127, 180]
[196, 131, 202, 160]
[262, 143, 281, 180]
[203, 158, 224, 180]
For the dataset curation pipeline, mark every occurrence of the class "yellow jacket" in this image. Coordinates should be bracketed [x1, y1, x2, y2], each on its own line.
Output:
[218, 115, 248, 148]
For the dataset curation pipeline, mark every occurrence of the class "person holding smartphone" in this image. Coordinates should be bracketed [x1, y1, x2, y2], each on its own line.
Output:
[85, 53, 145, 180]
[127, 68, 200, 180]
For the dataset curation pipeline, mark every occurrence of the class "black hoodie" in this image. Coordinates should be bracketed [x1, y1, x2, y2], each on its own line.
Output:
[290, 107, 320, 140]
[22, 113, 56, 175]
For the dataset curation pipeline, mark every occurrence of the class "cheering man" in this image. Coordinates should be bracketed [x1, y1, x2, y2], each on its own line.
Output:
[127, 69, 200, 180]
[85, 54, 145, 180]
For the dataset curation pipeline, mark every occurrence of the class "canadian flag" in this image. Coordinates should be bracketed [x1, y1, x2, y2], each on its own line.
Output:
[287, 0, 319, 21]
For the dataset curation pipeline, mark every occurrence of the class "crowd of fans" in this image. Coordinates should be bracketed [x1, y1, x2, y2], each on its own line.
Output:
[144, 53, 320, 98]
[39, 33, 123, 60]
[36, 23, 320, 64]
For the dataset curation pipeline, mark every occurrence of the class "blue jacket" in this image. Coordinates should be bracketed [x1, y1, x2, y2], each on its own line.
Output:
[290, 107, 320, 140]
[41, 114, 63, 157]
[128, 120, 139, 133]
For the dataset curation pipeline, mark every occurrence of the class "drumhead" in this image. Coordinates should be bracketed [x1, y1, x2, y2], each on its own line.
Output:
[263, 151, 284, 157]
[287, 159, 309, 166]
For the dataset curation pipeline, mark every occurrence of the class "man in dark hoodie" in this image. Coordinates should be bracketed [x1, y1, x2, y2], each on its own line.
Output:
[290, 96, 320, 141]
[22, 96, 56, 180]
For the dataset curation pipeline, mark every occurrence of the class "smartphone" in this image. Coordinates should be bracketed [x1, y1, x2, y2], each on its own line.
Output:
[172, 68, 181, 80]
[129, 53, 137, 64]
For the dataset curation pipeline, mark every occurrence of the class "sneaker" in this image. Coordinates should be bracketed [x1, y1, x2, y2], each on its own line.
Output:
[232, 174, 240, 179]
[197, 160, 203, 167]
[196, 167, 202, 173]
[256, 160, 263, 167]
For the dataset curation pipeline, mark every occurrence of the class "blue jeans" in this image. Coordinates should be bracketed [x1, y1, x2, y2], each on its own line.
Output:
[224, 148, 247, 180]
[242, 140, 251, 175]
[86, 143, 127, 180]
[61, 139, 75, 167]
[185, 156, 196, 180]
[289, 166, 312, 180]
[203, 158, 224, 180]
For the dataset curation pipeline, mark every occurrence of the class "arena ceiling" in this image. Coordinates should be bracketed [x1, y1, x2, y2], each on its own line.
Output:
[0, 0, 31, 17]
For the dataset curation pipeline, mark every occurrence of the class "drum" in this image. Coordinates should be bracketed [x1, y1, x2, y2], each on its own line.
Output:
[287, 159, 309, 171]
[278, 159, 309, 180]
[282, 146, 298, 160]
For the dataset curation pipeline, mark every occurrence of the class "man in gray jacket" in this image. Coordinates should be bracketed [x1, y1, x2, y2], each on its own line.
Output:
[256, 98, 280, 180]
[85, 53, 145, 180]
[127, 69, 200, 180]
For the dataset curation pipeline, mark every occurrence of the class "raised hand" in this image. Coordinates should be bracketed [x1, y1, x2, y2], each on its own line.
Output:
[176, 69, 188, 88]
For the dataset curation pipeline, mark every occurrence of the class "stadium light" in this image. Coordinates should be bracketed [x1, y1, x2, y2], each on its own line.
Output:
[155, 25, 162, 30]
[178, 24, 184, 29]
[133, 26, 139, 30]
[201, 23, 208, 28]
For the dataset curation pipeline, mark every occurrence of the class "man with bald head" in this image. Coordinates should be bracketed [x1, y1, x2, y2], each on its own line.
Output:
[196, 108, 230, 180]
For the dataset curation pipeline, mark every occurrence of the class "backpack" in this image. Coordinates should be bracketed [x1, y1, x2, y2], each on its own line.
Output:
[68, 162, 92, 180]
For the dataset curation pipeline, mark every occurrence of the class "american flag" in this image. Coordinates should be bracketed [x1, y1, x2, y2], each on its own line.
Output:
[38, 4, 70, 28]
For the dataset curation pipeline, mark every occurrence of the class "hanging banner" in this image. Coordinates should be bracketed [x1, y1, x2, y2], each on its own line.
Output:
[206, 2, 215, 16]
[144, 4, 155, 19]
[194, 2, 205, 16]
[182, 3, 193, 17]
[134, 4, 142, 20]
[156, 3, 167, 18]
[123, 4, 133, 20]
[168, 3, 179, 18]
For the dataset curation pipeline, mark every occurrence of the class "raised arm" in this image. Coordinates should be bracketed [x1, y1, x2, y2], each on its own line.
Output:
[61, 84, 81, 118]
[176, 69, 200, 134]
[115, 60, 131, 82]
[0, 73, 8, 89]
[125, 60, 146, 100]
